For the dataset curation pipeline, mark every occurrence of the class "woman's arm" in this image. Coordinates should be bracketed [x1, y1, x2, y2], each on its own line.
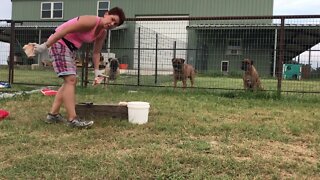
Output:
[92, 30, 107, 71]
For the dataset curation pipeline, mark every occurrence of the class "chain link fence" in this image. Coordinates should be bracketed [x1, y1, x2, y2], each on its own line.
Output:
[1, 15, 320, 94]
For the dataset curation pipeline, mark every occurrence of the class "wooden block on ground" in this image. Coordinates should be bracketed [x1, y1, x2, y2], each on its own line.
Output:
[31, 64, 39, 70]
[75, 103, 128, 120]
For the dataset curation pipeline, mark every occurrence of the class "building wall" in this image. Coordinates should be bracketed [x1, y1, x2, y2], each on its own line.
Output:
[188, 29, 276, 76]
[11, 0, 275, 75]
[12, 0, 274, 20]
[12, 0, 103, 20]
[110, 0, 274, 71]
[112, 0, 273, 18]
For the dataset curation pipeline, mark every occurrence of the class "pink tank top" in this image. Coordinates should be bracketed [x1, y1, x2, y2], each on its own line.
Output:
[55, 16, 105, 49]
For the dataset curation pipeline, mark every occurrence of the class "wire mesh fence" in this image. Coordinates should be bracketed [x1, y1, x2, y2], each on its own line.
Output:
[1, 15, 320, 94]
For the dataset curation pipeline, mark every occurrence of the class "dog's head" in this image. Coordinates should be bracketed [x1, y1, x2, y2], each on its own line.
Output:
[108, 58, 119, 71]
[241, 59, 253, 71]
[172, 58, 185, 72]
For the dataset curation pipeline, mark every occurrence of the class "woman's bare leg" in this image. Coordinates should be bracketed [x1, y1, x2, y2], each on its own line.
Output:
[50, 74, 77, 121]
[50, 85, 64, 115]
[61, 75, 77, 121]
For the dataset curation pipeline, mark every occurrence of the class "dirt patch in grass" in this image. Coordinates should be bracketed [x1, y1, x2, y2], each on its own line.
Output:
[208, 137, 319, 179]
[210, 138, 317, 164]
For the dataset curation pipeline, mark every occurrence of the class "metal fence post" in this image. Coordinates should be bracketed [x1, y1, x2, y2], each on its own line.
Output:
[277, 17, 285, 95]
[155, 33, 158, 84]
[137, 27, 141, 86]
[173, 41, 176, 59]
[84, 46, 89, 87]
[8, 20, 15, 84]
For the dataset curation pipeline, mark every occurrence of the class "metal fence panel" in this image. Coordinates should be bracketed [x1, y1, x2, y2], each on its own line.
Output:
[1, 16, 320, 94]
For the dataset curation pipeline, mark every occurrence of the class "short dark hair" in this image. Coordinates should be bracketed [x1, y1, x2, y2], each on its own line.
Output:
[108, 7, 126, 26]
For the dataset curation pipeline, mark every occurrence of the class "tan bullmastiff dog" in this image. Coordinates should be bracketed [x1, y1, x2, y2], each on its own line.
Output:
[241, 58, 263, 91]
[172, 58, 196, 89]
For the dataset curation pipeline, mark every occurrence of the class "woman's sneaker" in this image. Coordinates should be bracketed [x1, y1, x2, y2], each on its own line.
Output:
[45, 113, 66, 123]
[67, 118, 94, 128]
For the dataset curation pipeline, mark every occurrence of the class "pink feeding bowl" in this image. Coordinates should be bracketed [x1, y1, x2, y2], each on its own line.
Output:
[0, 109, 9, 120]
[41, 88, 58, 96]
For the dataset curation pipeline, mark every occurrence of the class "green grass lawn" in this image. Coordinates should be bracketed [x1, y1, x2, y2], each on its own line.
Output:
[0, 86, 319, 179]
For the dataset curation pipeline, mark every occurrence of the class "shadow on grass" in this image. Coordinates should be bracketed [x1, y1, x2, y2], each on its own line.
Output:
[218, 90, 281, 100]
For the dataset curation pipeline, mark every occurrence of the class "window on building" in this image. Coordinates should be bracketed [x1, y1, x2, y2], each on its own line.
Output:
[41, 2, 63, 19]
[97, 1, 110, 17]
[226, 39, 242, 55]
[221, 61, 229, 72]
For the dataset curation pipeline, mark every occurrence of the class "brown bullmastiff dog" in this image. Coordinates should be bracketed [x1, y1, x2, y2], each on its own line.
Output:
[241, 59, 263, 91]
[172, 58, 196, 89]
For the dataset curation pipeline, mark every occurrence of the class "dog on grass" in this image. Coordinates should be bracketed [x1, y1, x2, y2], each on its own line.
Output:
[94, 58, 120, 86]
[172, 58, 196, 89]
[105, 58, 120, 81]
[241, 58, 263, 91]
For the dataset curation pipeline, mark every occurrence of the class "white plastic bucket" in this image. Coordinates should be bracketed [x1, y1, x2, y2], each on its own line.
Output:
[127, 101, 150, 124]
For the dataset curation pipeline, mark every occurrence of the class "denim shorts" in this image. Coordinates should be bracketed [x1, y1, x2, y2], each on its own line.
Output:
[49, 42, 76, 77]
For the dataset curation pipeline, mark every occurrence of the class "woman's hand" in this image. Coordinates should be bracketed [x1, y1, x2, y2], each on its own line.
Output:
[34, 42, 48, 54]
[92, 69, 107, 86]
